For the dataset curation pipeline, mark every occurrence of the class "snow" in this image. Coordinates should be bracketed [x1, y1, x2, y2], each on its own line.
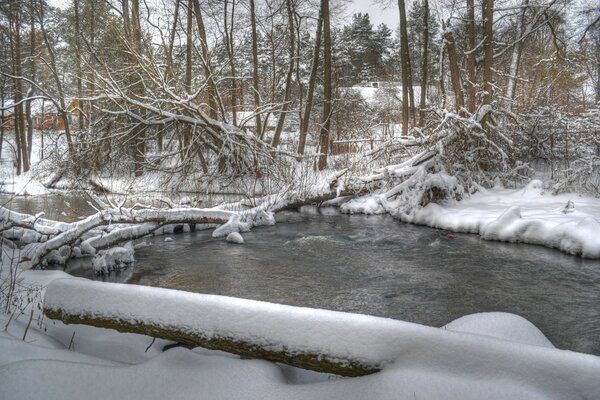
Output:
[38, 278, 600, 398]
[226, 231, 244, 244]
[342, 179, 600, 258]
[0, 271, 598, 399]
[91, 243, 135, 274]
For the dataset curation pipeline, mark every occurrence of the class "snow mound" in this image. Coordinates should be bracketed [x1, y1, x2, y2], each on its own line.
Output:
[92, 243, 135, 274]
[340, 195, 385, 215]
[226, 232, 244, 244]
[404, 180, 600, 258]
[212, 214, 249, 238]
[444, 312, 555, 348]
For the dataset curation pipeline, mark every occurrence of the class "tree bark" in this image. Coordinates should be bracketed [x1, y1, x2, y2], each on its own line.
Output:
[12, 4, 29, 174]
[506, 0, 529, 109]
[26, 0, 36, 160]
[397, 0, 412, 135]
[223, 0, 238, 126]
[466, 0, 477, 113]
[130, 0, 145, 177]
[298, 5, 323, 155]
[317, 0, 332, 170]
[74, 0, 85, 130]
[249, 0, 262, 137]
[418, 0, 429, 127]
[271, 0, 295, 149]
[482, 0, 494, 108]
[444, 27, 464, 112]
[191, 0, 220, 120]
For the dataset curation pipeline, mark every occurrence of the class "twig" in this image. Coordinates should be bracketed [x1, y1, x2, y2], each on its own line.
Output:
[22, 309, 34, 341]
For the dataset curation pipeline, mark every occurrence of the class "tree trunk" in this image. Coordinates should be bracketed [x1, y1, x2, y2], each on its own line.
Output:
[317, 0, 332, 171]
[12, 5, 29, 174]
[418, 0, 429, 127]
[26, 0, 36, 160]
[271, 0, 295, 149]
[506, 0, 529, 109]
[444, 28, 464, 112]
[224, 0, 238, 126]
[298, 5, 323, 155]
[192, 0, 220, 120]
[44, 280, 381, 377]
[74, 0, 84, 130]
[130, 0, 145, 177]
[121, 0, 131, 36]
[466, 0, 477, 113]
[398, 0, 411, 135]
[482, 0, 494, 110]
[249, 0, 262, 137]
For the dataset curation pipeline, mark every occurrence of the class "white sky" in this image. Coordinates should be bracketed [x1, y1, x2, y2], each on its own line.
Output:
[49, 0, 401, 29]
[348, 0, 400, 29]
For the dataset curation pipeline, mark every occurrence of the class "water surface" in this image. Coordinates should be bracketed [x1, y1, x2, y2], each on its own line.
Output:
[63, 206, 600, 356]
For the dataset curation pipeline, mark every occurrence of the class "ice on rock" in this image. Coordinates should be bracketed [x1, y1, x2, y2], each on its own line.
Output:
[562, 200, 575, 214]
[226, 232, 244, 244]
[213, 214, 242, 238]
[340, 195, 385, 215]
[164, 237, 173, 242]
[92, 242, 135, 274]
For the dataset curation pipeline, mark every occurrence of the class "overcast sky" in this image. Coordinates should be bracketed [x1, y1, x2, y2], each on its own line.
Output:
[348, 0, 399, 29]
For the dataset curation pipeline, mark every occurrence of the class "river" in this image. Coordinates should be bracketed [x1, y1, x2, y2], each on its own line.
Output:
[2, 193, 600, 355]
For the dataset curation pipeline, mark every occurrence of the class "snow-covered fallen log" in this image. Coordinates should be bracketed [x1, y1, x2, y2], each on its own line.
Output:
[1, 205, 237, 270]
[43, 279, 600, 394]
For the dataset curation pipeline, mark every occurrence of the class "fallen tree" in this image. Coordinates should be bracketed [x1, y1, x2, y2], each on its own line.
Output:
[1, 204, 236, 270]
[43, 278, 600, 392]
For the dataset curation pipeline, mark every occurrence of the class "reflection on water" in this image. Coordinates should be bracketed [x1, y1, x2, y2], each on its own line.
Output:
[62, 206, 600, 356]
[0, 192, 244, 222]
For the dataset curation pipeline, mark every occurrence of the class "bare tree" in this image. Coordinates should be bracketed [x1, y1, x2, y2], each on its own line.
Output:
[317, 0, 331, 170]
[271, 0, 296, 149]
[298, 5, 322, 155]
[397, 0, 412, 135]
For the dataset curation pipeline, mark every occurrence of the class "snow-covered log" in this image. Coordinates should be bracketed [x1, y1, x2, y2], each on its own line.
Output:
[1, 206, 236, 269]
[43, 279, 600, 392]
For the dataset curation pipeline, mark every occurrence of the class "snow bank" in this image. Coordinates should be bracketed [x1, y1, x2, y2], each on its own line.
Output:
[41, 279, 600, 399]
[342, 178, 600, 258]
[409, 181, 600, 258]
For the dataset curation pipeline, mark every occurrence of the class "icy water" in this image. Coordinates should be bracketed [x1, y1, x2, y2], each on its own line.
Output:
[3, 193, 600, 355]
[66, 206, 600, 356]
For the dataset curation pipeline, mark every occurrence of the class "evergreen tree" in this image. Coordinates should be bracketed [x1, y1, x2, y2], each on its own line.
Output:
[337, 13, 392, 85]
[407, 0, 439, 84]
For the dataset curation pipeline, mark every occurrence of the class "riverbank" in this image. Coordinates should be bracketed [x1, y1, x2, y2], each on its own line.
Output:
[1, 270, 600, 400]
[340, 179, 600, 258]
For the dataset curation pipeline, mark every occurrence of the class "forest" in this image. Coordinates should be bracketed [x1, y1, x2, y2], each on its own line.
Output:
[0, 0, 597, 199]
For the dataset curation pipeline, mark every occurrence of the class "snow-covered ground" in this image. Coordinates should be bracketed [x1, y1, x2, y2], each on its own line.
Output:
[341, 179, 600, 258]
[1, 271, 600, 400]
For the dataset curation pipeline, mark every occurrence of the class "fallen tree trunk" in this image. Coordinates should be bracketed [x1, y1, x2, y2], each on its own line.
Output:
[42, 279, 600, 394]
[44, 279, 381, 377]
[2, 206, 236, 269]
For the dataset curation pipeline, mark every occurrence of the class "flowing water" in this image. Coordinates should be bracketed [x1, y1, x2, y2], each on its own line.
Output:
[3, 193, 600, 355]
